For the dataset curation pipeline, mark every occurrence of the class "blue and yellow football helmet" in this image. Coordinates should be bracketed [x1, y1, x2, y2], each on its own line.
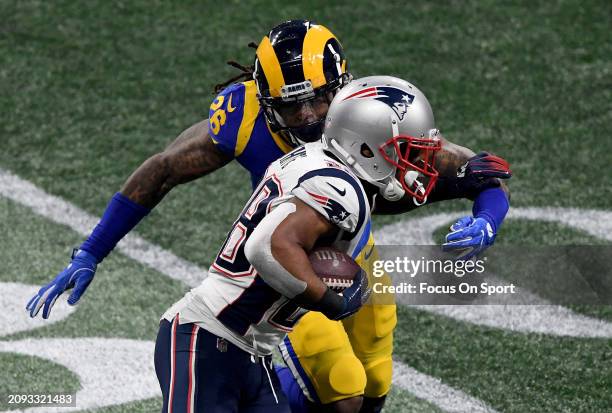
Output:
[253, 20, 351, 145]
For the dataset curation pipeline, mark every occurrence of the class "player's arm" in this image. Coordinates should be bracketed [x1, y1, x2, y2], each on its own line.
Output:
[432, 136, 510, 200]
[27, 119, 232, 319]
[374, 135, 512, 260]
[373, 135, 509, 214]
[121, 119, 231, 208]
[245, 199, 369, 321]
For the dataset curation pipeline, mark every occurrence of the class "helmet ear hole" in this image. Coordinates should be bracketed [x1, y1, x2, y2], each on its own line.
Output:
[360, 143, 374, 158]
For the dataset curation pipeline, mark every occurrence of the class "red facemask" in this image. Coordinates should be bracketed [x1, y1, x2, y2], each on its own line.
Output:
[379, 135, 442, 202]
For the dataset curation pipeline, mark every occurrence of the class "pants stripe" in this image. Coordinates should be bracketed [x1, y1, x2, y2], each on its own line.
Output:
[279, 337, 320, 403]
[155, 318, 290, 412]
[187, 324, 199, 413]
[167, 315, 179, 413]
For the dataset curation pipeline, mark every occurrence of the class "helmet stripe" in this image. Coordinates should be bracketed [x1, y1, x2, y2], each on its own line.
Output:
[256, 36, 285, 97]
[302, 25, 336, 88]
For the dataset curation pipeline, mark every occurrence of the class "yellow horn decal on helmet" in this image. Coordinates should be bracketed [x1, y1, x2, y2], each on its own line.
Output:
[302, 25, 337, 89]
[256, 36, 285, 98]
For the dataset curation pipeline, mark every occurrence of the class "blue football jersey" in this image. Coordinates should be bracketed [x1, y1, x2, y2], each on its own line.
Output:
[208, 80, 294, 188]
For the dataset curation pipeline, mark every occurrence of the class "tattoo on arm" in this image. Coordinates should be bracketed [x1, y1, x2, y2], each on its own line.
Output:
[164, 119, 208, 151]
[434, 135, 475, 178]
[120, 119, 232, 208]
[372, 136, 477, 214]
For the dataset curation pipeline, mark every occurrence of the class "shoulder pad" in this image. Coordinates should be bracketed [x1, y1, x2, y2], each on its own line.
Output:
[209, 81, 260, 157]
[292, 167, 368, 233]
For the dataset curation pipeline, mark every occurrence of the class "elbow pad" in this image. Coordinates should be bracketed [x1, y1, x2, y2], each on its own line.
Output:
[244, 202, 308, 298]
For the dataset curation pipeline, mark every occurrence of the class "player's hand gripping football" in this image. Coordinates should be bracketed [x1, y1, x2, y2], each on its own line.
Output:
[332, 268, 371, 320]
[26, 249, 98, 319]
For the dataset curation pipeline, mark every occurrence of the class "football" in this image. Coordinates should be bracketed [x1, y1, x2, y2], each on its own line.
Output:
[308, 246, 360, 292]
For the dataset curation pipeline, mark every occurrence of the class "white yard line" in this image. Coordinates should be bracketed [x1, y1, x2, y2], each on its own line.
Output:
[373, 211, 612, 338]
[0, 337, 157, 413]
[3, 167, 611, 412]
[392, 362, 497, 413]
[0, 169, 205, 288]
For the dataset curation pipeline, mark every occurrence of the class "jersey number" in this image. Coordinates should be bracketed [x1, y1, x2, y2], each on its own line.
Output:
[213, 175, 281, 277]
[209, 95, 227, 135]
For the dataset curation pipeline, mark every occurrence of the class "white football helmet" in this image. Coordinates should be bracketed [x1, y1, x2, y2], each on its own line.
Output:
[323, 75, 441, 203]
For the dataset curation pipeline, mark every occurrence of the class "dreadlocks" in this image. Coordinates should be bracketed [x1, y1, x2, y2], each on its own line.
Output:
[213, 42, 258, 94]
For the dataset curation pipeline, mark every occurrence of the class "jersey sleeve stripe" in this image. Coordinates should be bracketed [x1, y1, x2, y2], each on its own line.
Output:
[296, 168, 367, 235]
[351, 219, 372, 259]
[235, 81, 260, 157]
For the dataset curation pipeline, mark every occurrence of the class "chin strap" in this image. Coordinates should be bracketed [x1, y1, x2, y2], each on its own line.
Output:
[404, 171, 427, 205]
[383, 116, 414, 202]
[383, 115, 429, 204]
[380, 178, 405, 201]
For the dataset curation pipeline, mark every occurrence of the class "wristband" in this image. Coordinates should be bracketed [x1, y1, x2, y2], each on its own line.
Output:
[80, 192, 151, 262]
[294, 288, 345, 319]
[472, 187, 509, 233]
[310, 289, 346, 319]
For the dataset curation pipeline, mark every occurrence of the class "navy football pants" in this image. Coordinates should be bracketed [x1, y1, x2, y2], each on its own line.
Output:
[155, 316, 290, 413]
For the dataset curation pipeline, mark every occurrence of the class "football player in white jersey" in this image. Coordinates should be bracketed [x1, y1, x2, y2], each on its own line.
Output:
[154, 75, 496, 412]
[155, 140, 373, 412]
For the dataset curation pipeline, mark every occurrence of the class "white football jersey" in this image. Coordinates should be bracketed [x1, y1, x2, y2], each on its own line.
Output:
[162, 142, 372, 355]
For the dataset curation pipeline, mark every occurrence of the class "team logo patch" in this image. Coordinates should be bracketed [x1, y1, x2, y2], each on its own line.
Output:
[342, 86, 415, 120]
[227, 94, 237, 113]
[307, 191, 350, 224]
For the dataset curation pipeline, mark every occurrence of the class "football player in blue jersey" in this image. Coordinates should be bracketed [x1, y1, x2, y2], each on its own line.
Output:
[27, 19, 511, 413]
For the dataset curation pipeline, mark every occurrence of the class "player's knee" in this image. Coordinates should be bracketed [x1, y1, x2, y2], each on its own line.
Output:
[328, 354, 367, 397]
[363, 358, 393, 398]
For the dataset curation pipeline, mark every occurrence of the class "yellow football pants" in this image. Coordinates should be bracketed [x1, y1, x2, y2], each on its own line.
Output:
[281, 236, 397, 404]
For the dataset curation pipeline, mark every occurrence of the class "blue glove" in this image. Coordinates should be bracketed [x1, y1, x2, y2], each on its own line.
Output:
[332, 269, 371, 320]
[442, 216, 495, 260]
[26, 249, 98, 319]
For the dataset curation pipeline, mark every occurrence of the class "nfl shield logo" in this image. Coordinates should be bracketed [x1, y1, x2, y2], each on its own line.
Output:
[216, 337, 228, 352]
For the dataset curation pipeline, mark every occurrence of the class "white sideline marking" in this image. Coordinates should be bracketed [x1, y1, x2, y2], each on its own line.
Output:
[0, 338, 158, 413]
[2, 167, 611, 412]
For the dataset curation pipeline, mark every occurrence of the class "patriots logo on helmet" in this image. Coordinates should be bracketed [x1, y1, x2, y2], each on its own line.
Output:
[342, 86, 415, 120]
